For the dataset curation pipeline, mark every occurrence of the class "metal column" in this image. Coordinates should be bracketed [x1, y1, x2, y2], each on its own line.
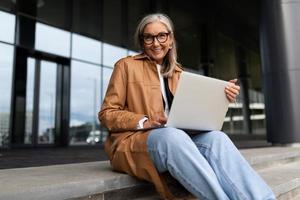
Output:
[260, 0, 300, 143]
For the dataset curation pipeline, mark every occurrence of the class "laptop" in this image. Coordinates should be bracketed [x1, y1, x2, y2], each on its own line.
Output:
[164, 71, 230, 131]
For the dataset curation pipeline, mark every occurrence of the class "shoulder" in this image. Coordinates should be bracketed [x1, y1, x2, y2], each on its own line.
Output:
[114, 54, 144, 68]
[114, 56, 133, 67]
[112, 55, 147, 80]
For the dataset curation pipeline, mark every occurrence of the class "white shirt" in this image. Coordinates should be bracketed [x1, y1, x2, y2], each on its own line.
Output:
[156, 64, 169, 116]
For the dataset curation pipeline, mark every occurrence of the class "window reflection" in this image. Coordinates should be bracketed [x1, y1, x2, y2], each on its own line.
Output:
[0, 11, 15, 43]
[103, 43, 127, 67]
[70, 60, 102, 145]
[35, 22, 71, 57]
[215, 34, 266, 135]
[25, 58, 35, 144]
[38, 61, 57, 144]
[0, 43, 14, 147]
[72, 33, 102, 64]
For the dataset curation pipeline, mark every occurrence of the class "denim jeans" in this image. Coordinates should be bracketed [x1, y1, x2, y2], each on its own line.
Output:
[147, 127, 276, 200]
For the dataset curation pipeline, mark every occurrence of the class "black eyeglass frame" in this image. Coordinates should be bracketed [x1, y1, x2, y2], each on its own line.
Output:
[141, 32, 171, 45]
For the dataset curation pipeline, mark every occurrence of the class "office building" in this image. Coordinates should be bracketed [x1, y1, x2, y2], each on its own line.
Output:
[0, 0, 299, 149]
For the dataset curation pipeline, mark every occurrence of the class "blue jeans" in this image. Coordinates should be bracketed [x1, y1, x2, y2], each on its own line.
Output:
[147, 127, 276, 200]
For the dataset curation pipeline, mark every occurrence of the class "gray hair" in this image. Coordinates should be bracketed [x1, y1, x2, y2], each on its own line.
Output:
[134, 13, 181, 77]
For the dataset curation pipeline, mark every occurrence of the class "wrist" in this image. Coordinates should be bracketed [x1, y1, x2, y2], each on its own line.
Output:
[137, 117, 148, 129]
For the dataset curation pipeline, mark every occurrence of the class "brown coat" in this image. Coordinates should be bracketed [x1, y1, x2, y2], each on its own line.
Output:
[99, 53, 183, 200]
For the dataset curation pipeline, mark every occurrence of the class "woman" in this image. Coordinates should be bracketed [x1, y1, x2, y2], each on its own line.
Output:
[99, 13, 275, 200]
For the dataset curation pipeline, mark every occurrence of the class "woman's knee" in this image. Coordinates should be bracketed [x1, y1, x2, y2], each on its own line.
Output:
[148, 127, 190, 147]
[209, 130, 228, 139]
[194, 130, 231, 146]
[162, 127, 190, 143]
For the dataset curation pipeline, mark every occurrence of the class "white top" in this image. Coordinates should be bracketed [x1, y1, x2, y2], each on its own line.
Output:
[156, 64, 169, 116]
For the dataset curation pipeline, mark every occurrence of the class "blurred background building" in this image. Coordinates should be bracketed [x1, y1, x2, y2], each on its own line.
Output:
[0, 0, 299, 149]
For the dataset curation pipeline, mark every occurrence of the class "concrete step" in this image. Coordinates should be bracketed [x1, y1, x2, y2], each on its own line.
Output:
[0, 161, 144, 200]
[131, 160, 300, 200]
[291, 194, 300, 200]
[240, 147, 300, 170]
[258, 161, 300, 200]
[0, 147, 299, 200]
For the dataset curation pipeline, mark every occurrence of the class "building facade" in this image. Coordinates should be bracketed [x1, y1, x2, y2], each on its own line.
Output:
[0, 0, 298, 149]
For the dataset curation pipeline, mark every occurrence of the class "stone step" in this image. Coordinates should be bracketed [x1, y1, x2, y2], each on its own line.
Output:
[131, 161, 300, 200]
[258, 161, 300, 200]
[132, 160, 300, 200]
[240, 147, 300, 170]
[291, 194, 300, 200]
[0, 147, 299, 200]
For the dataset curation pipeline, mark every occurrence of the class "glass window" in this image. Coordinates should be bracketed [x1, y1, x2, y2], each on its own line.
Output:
[72, 33, 102, 64]
[38, 60, 57, 144]
[247, 50, 266, 135]
[102, 67, 113, 101]
[70, 60, 102, 145]
[25, 58, 35, 144]
[213, 34, 237, 80]
[214, 33, 245, 134]
[72, 0, 101, 38]
[0, 43, 14, 147]
[0, 11, 15, 44]
[35, 22, 71, 57]
[103, 43, 127, 67]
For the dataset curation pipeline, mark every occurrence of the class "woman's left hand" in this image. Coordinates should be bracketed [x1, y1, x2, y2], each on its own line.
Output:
[225, 79, 240, 103]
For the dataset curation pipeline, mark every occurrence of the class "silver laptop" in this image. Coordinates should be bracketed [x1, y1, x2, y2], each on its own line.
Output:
[165, 71, 230, 131]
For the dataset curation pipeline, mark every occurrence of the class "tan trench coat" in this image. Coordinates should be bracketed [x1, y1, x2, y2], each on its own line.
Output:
[99, 53, 183, 200]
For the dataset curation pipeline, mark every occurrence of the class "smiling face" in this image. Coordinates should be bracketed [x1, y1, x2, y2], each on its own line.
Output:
[142, 21, 173, 65]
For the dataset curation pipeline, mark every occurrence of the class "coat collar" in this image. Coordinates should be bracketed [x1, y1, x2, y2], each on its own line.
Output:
[133, 53, 183, 72]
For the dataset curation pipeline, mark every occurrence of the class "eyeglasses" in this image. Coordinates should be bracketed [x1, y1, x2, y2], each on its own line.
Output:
[142, 32, 170, 45]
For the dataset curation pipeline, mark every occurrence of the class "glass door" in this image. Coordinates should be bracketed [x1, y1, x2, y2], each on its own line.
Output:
[38, 60, 57, 144]
[25, 58, 58, 145]
[11, 47, 70, 147]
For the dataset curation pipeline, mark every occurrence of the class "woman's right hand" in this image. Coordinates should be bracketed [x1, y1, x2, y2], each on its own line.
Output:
[143, 116, 167, 128]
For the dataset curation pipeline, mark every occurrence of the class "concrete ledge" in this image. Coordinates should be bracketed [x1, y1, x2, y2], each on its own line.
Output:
[258, 160, 300, 198]
[1, 147, 300, 200]
[241, 146, 300, 170]
[0, 161, 145, 200]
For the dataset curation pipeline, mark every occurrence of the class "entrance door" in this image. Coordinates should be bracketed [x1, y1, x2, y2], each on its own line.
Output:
[11, 47, 70, 147]
[25, 58, 57, 145]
